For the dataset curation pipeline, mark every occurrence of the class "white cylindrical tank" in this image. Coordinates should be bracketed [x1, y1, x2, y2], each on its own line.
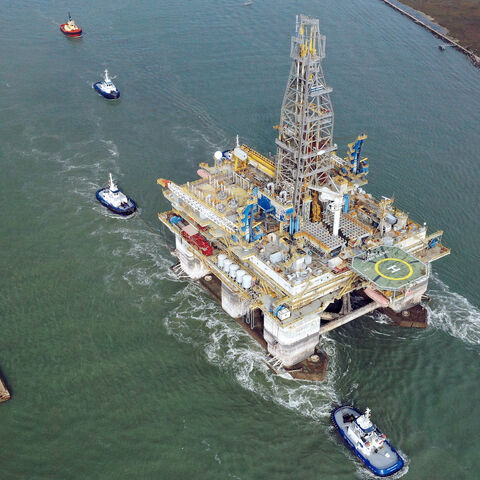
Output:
[217, 254, 227, 269]
[383, 236, 394, 246]
[236, 269, 246, 283]
[223, 258, 233, 273]
[229, 264, 239, 278]
[233, 147, 248, 161]
[242, 274, 253, 289]
[385, 214, 397, 225]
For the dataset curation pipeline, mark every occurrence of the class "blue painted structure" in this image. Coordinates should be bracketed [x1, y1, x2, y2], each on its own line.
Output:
[169, 216, 183, 225]
[240, 202, 263, 243]
[93, 82, 120, 99]
[95, 189, 136, 216]
[332, 406, 404, 477]
[344, 135, 369, 179]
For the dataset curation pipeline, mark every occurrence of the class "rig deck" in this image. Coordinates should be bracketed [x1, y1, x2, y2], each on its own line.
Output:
[157, 15, 449, 378]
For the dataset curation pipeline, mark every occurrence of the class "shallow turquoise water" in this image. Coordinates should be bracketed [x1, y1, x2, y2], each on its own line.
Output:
[1, 1, 479, 479]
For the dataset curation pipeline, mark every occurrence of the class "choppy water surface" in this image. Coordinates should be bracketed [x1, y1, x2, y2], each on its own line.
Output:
[1, 1, 479, 479]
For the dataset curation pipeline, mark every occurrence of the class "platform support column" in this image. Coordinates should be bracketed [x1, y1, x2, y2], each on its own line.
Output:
[340, 293, 352, 315]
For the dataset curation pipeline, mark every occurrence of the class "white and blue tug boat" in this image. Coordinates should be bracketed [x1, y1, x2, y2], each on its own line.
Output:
[96, 174, 136, 216]
[332, 406, 404, 477]
[93, 69, 120, 99]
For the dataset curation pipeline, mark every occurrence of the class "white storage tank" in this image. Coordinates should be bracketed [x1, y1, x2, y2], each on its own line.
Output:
[385, 213, 397, 225]
[242, 274, 253, 289]
[223, 258, 233, 273]
[383, 236, 394, 246]
[236, 269, 246, 283]
[269, 251, 284, 263]
[293, 257, 305, 271]
[217, 254, 227, 269]
[229, 264, 239, 279]
[233, 147, 248, 161]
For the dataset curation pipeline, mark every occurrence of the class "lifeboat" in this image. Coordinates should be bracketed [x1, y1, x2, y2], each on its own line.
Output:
[93, 69, 120, 100]
[60, 13, 82, 37]
[96, 174, 136, 216]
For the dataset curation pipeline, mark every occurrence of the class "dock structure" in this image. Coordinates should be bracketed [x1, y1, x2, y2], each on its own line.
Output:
[0, 375, 10, 403]
[380, 0, 480, 67]
[157, 15, 449, 380]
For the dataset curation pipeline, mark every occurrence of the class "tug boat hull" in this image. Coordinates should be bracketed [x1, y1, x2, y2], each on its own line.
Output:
[96, 188, 136, 216]
[93, 83, 120, 99]
[60, 24, 82, 37]
[332, 406, 404, 477]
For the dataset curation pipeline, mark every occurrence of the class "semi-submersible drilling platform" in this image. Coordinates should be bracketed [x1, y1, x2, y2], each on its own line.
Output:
[158, 16, 450, 380]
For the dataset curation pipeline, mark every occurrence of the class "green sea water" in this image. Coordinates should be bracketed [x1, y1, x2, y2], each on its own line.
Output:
[1, 1, 479, 479]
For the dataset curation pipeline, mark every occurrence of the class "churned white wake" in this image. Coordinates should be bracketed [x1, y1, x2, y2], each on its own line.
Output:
[428, 275, 480, 346]
[95, 217, 340, 420]
[163, 281, 339, 420]
[94, 225, 177, 294]
[354, 456, 409, 480]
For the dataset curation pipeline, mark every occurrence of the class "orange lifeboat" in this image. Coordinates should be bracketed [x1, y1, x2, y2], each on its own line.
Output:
[364, 287, 390, 307]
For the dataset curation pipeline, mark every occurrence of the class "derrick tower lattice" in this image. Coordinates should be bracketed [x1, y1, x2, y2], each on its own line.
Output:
[274, 15, 335, 216]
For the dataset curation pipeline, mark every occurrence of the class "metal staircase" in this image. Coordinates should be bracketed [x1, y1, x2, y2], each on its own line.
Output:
[169, 262, 190, 279]
[264, 352, 287, 374]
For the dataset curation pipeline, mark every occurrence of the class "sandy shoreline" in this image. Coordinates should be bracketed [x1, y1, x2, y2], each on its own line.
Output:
[393, 0, 480, 55]
[380, 0, 480, 66]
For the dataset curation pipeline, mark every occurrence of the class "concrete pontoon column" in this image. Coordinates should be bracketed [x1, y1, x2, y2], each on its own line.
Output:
[390, 281, 428, 312]
[175, 234, 210, 280]
[221, 283, 249, 318]
[263, 312, 320, 367]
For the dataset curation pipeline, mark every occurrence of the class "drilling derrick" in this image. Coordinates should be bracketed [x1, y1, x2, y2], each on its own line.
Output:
[274, 15, 335, 217]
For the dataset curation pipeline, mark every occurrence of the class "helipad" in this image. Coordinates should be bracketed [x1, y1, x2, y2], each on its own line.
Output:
[351, 246, 427, 291]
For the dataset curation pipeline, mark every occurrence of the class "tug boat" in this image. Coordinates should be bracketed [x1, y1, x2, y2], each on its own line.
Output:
[93, 70, 120, 99]
[332, 406, 404, 477]
[60, 13, 82, 37]
[96, 174, 136, 216]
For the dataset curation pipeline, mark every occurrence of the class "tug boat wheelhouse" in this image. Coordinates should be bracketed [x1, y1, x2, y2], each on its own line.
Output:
[93, 70, 120, 99]
[96, 173, 136, 216]
[332, 406, 404, 477]
[60, 13, 82, 37]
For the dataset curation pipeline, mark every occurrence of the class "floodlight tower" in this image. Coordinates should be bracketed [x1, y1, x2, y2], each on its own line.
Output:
[274, 15, 335, 217]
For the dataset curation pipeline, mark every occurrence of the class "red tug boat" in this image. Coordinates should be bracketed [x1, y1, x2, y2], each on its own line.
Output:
[60, 13, 82, 37]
